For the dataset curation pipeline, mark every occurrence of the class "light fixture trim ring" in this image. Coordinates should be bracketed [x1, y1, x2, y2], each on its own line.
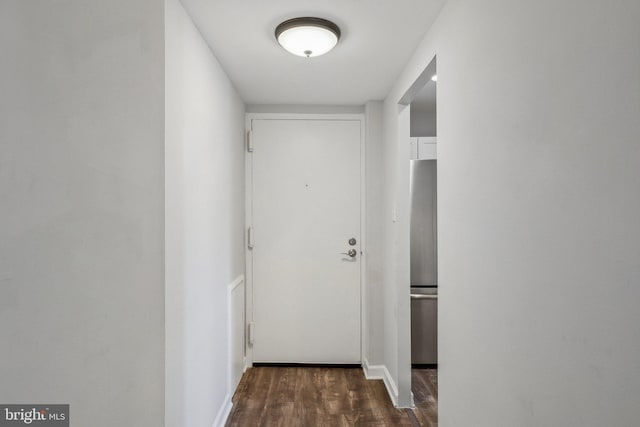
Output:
[275, 17, 342, 42]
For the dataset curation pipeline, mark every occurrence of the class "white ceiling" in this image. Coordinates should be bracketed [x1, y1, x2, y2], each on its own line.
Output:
[180, 0, 445, 105]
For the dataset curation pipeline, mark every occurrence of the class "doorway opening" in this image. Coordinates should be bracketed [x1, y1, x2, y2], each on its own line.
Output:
[402, 56, 439, 422]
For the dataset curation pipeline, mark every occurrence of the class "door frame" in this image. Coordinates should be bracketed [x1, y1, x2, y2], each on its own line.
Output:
[244, 113, 366, 368]
[396, 55, 438, 406]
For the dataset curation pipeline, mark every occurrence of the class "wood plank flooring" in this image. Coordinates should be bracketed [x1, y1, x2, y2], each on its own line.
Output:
[226, 367, 438, 426]
[411, 368, 438, 426]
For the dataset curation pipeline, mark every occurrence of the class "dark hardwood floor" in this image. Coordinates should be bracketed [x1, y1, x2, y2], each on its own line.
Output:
[226, 366, 438, 426]
[411, 368, 438, 426]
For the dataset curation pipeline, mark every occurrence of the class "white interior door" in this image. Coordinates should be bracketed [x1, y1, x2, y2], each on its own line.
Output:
[250, 118, 361, 363]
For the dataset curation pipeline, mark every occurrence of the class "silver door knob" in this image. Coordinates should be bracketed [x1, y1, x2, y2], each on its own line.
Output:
[341, 249, 357, 258]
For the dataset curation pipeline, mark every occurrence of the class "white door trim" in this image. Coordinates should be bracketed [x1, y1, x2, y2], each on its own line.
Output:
[244, 113, 366, 366]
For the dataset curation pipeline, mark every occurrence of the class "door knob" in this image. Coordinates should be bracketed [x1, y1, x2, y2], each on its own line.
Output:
[341, 249, 357, 258]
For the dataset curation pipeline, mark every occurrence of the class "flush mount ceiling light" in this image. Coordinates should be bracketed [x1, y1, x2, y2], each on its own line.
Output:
[275, 17, 341, 58]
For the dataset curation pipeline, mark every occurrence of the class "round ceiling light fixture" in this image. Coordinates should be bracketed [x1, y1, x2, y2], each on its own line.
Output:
[275, 17, 341, 58]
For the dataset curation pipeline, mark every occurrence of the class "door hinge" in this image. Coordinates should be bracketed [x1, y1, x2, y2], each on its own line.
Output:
[247, 226, 254, 249]
[247, 130, 253, 152]
[248, 322, 255, 345]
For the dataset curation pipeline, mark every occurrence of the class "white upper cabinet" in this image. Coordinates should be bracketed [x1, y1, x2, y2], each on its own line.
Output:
[410, 137, 437, 160]
[409, 137, 419, 160]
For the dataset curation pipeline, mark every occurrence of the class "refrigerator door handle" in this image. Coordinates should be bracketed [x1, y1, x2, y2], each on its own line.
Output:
[410, 293, 438, 300]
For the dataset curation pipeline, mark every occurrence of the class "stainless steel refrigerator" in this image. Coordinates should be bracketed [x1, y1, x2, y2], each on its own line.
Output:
[410, 159, 438, 365]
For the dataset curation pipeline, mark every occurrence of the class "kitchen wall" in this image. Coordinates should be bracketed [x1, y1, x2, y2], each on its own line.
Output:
[383, 0, 640, 424]
[0, 1, 164, 426]
[410, 108, 436, 137]
[165, 0, 246, 425]
[410, 82, 437, 138]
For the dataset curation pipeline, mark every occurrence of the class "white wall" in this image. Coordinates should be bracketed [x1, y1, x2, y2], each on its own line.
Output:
[380, 101, 413, 406]
[383, 0, 640, 424]
[165, 0, 246, 425]
[364, 102, 385, 368]
[0, 1, 164, 426]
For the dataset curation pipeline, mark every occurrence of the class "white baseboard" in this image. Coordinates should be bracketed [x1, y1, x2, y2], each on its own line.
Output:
[362, 357, 384, 379]
[381, 365, 399, 407]
[212, 393, 233, 427]
[362, 358, 399, 407]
